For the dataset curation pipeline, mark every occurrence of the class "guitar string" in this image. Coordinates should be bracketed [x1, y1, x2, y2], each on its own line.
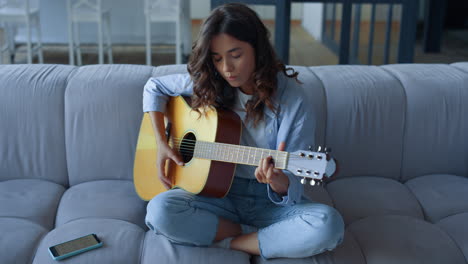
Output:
[163, 141, 327, 176]
[160, 139, 327, 175]
[162, 137, 325, 160]
[172, 148, 320, 162]
[169, 137, 288, 166]
[168, 143, 326, 160]
[170, 138, 291, 159]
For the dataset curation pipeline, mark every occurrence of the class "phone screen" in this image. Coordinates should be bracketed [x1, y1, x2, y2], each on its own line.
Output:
[50, 234, 101, 257]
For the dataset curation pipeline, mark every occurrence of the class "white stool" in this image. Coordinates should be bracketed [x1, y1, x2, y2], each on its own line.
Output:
[144, 0, 190, 65]
[66, 0, 112, 65]
[0, 0, 43, 64]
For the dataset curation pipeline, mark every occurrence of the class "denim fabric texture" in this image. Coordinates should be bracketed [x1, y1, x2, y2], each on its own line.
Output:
[146, 177, 344, 259]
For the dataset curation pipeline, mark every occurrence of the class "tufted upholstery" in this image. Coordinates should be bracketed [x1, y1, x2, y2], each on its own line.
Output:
[1, 63, 467, 264]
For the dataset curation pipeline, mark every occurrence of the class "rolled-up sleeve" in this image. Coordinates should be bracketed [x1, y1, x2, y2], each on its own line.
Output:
[267, 83, 316, 206]
[143, 73, 193, 113]
[267, 170, 303, 205]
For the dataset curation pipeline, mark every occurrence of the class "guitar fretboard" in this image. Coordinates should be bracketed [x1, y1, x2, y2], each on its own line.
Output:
[192, 141, 288, 169]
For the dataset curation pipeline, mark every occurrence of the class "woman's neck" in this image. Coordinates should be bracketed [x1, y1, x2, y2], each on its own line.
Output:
[239, 82, 254, 95]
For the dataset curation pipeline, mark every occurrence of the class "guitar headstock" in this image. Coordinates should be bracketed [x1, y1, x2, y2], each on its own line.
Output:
[286, 146, 336, 186]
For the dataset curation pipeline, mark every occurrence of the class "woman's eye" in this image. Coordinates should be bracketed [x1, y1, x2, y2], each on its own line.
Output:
[232, 54, 241, 59]
[213, 57, 222, 62]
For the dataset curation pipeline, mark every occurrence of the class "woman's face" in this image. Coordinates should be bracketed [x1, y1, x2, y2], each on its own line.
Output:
[210, 33, 256, 95]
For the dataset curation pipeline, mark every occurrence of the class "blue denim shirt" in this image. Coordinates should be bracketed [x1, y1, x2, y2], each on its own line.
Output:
[143, 73, 316, 206]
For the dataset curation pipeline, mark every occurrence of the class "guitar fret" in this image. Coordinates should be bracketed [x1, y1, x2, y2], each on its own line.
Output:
[198, 141, 203, 159]
[244, 146, 249, 164]
[240, 145, 245, 164]
[221, 143, 226, 161]
[254, 148, 258, 165]
[246, 146, 251, 165]
[199, 141, 205, 159]
[225, 144, 229, 162]
[207, 142, 211, 160]
[202, 141, 207, 159]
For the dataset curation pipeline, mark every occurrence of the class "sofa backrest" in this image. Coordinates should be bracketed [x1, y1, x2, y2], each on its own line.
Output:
[1, 63, 467, 187]
[382, 63, 468, 181]
[306, 65, 407, 181]
[64, 65, 153, 186]
[0, 65, 74, 186]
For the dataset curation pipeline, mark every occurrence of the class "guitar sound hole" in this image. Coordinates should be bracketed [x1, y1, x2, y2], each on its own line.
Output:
[180, 132, 196, 163]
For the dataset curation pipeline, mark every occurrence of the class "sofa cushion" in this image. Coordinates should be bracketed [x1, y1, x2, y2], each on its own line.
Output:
[0, 218, 47, 264]
[405, 174, 468, 223]
[436, 213, 468, 260]
[65, 64, 153, 185]
[326, 177, 424, 226]
[32, 218, 145, 264]
[381, 64, 468, 181]
[252, 230, 365, 264]
[309, 65, 406, 180]
[0, 64, 74, 186]
[0, 179, 65, 229]
[152, 64, 187, 76]
[141, 231, 251, 264]
[347, 215, 466, 264]
[452, 62, 468, 74]
[55, 180, 147, 229]
[303, 185, 334, 208]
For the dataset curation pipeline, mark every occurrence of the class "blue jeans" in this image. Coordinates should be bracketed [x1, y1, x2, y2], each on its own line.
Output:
[145, 177, 344, 259]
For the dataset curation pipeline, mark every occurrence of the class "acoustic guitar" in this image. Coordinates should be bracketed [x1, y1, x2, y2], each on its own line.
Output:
[133, 96, 336, 201]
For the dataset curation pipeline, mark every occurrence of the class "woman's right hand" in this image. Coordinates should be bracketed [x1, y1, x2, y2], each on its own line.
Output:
[157, 141, 184, 190]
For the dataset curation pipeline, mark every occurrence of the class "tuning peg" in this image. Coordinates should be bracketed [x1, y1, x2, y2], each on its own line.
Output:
[300, 178, 307, 185]
[310, 180, 316, 186]
[308, 145, 313, 151]
[324, 147, 332, 154]
[317, 146, 322, 152]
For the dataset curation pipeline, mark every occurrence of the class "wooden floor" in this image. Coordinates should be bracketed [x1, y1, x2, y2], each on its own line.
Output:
[1, 20, 467, 66]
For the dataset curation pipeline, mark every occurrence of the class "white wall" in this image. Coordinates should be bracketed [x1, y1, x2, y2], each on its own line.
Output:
[190, 1, 303, 20]
[302, 3, 323, 41]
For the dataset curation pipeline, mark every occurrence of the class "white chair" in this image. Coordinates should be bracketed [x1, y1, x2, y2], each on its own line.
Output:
[0, 26, 12, 63]
[144, 0, 190, 65]
[66, 0, 112, 65]
[0, 0, 43, 64]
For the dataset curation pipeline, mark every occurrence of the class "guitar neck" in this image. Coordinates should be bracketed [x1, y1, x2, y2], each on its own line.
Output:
[193, 141, 288, 169]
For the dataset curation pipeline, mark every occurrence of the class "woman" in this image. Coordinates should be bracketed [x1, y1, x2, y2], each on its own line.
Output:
[143, 3, 344, 259]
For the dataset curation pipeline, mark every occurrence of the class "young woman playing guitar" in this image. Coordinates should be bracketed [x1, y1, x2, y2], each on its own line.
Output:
[143, 3, 344, 259]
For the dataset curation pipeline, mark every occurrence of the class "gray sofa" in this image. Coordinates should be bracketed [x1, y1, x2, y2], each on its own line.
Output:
[1, 62, 467, 264]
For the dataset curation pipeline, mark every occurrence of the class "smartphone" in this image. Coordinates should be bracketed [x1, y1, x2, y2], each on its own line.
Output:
[48, 233, 103, 261]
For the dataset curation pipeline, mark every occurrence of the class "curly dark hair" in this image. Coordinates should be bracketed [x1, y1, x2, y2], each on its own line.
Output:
[187, 3, 299, 126]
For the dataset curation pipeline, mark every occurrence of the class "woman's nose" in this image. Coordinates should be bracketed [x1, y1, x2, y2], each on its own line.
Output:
[223, 59, 234, 73]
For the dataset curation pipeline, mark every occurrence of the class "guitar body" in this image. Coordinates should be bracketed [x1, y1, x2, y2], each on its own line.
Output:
[133, 96, 242, 201]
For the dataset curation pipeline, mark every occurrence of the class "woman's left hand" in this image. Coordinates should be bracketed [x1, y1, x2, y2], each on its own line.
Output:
[255, 142, 289, 196]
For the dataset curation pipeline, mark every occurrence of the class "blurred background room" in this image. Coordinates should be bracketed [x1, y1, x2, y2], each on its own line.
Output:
[0, 0, 467, 66]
